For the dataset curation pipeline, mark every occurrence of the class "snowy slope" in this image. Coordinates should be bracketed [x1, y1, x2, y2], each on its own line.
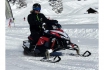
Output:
[6, 0, 98, 70]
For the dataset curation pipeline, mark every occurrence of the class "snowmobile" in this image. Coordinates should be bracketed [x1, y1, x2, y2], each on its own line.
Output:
[22, 23, 91, 63]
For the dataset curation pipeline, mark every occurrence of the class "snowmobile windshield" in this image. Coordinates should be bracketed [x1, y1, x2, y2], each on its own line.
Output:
[56, 24, 62, 29]
[52, 24, 62, 29]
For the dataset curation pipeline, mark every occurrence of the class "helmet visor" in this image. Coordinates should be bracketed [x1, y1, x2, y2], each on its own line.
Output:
[33, 7, 41, 11]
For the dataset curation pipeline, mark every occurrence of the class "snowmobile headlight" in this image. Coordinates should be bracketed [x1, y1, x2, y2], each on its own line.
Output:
[61, 36, 70, 40]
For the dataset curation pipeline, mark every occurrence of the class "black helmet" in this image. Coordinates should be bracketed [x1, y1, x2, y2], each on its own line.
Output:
[33, 3, 41, 12]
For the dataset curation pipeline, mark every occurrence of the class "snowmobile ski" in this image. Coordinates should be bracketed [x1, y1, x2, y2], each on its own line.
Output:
[69, 50, 91, 57]
[81, 50, 91, 57]
[40, 56, 61, 63]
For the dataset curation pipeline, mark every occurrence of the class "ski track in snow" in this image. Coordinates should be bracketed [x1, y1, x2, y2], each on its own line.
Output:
[6, 0, 98, 70]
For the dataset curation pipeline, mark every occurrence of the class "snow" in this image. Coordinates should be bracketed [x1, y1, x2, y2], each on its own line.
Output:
[6, 0, 98, 70]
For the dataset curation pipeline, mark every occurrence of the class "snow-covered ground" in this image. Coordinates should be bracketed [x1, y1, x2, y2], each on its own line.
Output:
[6, 0, 98, 70]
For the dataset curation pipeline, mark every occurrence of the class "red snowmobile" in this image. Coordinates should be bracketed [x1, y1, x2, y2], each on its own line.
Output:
[22, 23, 91, 63]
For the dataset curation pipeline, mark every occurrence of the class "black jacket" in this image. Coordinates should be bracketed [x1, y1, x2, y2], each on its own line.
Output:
[28, 12, 50, 32]
[28, 11, 59, 33]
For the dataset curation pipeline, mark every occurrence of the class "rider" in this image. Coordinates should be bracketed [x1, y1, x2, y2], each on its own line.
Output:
[27, 3, 58, 52]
